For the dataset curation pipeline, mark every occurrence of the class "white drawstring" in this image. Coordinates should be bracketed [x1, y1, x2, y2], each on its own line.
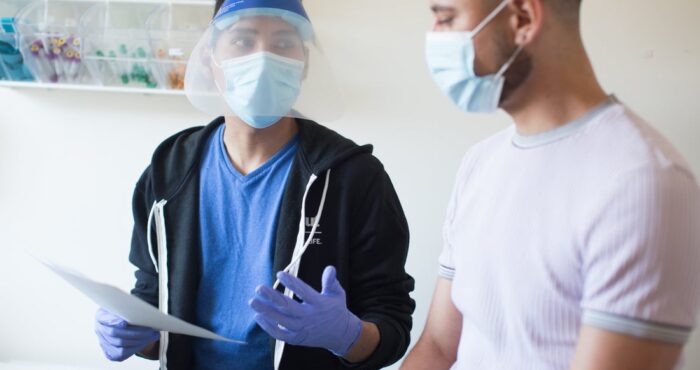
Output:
[273, 169, 332, 370]
[272, 169, 332, 290]
[147, 199, 169, 370]
[146, 201, 159, 273]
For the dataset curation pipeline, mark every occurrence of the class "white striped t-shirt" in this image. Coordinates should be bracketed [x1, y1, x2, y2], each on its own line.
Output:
[440, 96, 700, 370]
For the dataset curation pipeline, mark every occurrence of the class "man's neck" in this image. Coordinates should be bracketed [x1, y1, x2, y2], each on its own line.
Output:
[504, 44, 609, 136]
[222, 116, 299, 176]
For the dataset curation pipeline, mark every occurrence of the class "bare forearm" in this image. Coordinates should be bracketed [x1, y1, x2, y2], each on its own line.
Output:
[343, 321, 380, 363]
[402, 278, 460, 369]
[401, 336, 455, 370]
[570, 326, 682, 370]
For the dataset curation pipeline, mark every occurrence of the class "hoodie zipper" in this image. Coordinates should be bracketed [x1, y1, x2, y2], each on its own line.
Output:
[147, 169, 331, 370]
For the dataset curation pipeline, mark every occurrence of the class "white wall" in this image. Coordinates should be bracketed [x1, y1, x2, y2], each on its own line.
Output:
[1, 0, 699, 368]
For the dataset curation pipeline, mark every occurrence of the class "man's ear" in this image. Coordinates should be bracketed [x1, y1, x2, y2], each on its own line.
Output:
[509, 0, 543, 46]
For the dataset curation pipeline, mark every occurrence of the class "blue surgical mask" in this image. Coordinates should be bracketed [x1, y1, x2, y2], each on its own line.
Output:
[425, 0, 523, 113]
[215, 51, 305, 129]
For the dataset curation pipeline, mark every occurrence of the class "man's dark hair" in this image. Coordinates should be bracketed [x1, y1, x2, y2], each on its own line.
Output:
[549, 0, 582, 21]
[488, 0, 581, 21]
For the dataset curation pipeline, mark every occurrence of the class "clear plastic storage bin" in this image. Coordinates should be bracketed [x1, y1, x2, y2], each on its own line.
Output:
[15, 0, 95, 84]
[0, 0, 34, 81]
[147, 3, 211, 90]
[80, 2, 161, 89]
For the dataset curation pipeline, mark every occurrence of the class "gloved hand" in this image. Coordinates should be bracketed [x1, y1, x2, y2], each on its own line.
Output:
[250, 265, 363, 357]
[94, 308, 160, 361]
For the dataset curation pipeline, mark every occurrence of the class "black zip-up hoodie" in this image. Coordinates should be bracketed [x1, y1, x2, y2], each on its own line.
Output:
[128, 117, 415, 370]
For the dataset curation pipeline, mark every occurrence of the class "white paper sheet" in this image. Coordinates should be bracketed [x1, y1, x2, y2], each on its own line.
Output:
[40, 260, 245, 344]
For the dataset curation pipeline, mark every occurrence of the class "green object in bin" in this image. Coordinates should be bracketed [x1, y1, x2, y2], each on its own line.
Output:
[104, 50, 129, 84]
[130, 64, 143, 80]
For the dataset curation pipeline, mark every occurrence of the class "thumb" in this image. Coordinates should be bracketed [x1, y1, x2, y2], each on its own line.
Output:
[321, 266, 342, 295]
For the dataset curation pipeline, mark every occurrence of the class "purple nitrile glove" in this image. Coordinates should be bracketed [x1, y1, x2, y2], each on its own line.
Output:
[249, 266, 363, 357]
[94, 308, 160, 362]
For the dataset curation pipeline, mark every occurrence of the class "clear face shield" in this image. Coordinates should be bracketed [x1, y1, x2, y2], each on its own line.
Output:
[185, 9, 342, 128]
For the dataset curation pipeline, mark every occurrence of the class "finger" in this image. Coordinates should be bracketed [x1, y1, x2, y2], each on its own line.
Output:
[277, 272, 319, 304]
[97, 324, 160, 342]
[98, 338, 123, 361]
[96, 330, 139, 361]
[254, 314, 295, 343]
[255, 285, 306, 317]
[249, 297, 304, 332]
[95, 324, 159, 347]
[96, 322, 158, 338]
[321, 265, 342, 295]
[96, 308, 128, 328]
[96, 329, 117, 354]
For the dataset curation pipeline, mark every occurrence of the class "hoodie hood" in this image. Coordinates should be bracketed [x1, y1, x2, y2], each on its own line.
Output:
[148, 116, 372, 201]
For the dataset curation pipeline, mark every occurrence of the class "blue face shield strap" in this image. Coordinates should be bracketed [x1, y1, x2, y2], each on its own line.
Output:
[212, 0, 313, 42]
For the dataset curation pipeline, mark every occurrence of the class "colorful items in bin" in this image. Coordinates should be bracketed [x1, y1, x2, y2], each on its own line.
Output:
[1, 17, 15, 33]
[0, 38, 34, 81]
[0, 17, 33, 81]
[29, 39, 54, 81]
[64, 49, 81, 80]
[130, 45, 157, 88]
[47, 42, 63, 81]
[26, 33, 83, 83]
[92, 44, 158, 88]
[155, 48, 185, 90]
[169, 64, 186, 90]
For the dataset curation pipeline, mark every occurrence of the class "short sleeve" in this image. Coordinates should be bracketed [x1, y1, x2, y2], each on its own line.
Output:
[581, 165, 700, 343]
[438, 185, 458, 280]
[439, 148, 480, 280]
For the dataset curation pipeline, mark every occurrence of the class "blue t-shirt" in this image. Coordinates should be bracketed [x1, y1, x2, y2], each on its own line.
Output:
[192, 124, 299, 370]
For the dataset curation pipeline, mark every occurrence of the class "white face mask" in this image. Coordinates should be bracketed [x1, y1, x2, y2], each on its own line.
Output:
[425, 0, 523, 113]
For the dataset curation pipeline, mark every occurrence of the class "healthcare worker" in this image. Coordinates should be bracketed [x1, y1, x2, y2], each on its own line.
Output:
[402, 0, 700, 369]
[93, 1, 415, 369]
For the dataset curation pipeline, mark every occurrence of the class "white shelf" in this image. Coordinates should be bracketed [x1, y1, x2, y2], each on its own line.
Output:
[0, 80, 186, 96]
[47, 0, 214, 4]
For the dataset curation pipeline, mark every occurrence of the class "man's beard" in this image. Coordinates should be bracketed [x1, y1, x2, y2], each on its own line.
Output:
[495, 31, 533, 105]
